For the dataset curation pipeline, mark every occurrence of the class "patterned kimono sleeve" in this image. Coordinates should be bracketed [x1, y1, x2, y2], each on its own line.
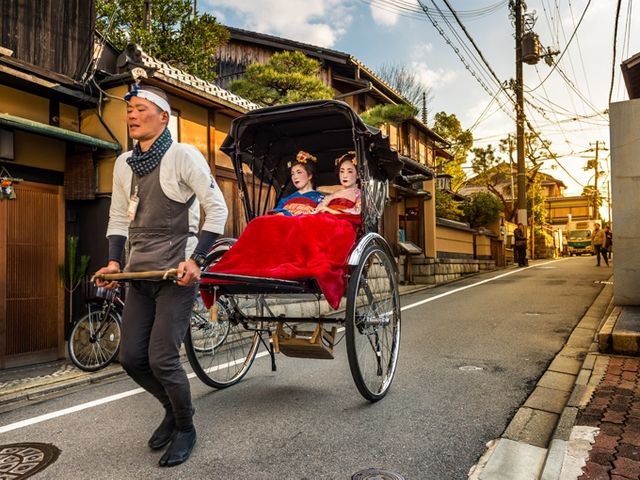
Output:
[339, 189, 361, 215]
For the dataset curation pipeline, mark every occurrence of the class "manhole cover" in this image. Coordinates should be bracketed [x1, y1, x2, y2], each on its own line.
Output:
[352, 469, 405, 480]
[0, 443, 60, 479]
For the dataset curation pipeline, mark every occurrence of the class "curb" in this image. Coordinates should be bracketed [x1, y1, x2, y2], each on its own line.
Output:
[0, 364, 126, 414]
[470, 279, 614, 480]
[599, 305, 640, 355]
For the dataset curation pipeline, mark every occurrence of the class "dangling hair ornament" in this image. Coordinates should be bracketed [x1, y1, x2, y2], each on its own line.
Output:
[335, 151, 357, 166]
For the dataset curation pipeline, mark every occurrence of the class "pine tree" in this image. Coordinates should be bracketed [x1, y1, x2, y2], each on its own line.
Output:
[96, 0, 228, 82]
[228, 51, 334, 106]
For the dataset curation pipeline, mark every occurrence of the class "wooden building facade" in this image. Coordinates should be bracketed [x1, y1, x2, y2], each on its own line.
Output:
[0, 0, 120, 368]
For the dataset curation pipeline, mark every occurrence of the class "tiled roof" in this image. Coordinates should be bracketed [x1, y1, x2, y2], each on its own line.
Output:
[225, 26, 409, 105]
[621, 51, 640, 99]
[139, 49, 259, 112]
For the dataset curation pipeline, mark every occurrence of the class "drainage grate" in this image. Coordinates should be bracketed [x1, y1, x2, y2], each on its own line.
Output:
[352, 468, 405, 479]
[0, 443, 60, 479]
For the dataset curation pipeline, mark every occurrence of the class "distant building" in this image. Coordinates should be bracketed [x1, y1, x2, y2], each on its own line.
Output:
[460, 161, 566, 223]
[544, 196, 593, 227]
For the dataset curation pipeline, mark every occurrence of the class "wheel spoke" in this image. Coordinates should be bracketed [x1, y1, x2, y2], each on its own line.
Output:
[185, 241, 260, 389]
[69, 310, 121, 371]
[346, 244, 400, 401]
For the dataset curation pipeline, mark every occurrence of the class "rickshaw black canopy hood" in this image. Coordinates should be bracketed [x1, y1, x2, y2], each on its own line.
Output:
[220, 100, 404, 189]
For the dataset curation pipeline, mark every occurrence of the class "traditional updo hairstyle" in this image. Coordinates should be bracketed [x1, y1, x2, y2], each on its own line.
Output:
[335, 151, 360, 186]
[288, 150, 318, 187]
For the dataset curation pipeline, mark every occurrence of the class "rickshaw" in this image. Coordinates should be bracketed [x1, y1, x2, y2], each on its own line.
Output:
[187, 100, 404, 402]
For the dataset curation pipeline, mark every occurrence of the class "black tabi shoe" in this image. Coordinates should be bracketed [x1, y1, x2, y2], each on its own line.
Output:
[148, 413, 176, 450]
[159, 427, 196, 467]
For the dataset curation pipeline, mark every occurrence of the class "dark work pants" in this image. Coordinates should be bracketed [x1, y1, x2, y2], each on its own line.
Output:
[594, 245, 608, 266]
[119, 280, 197, 429]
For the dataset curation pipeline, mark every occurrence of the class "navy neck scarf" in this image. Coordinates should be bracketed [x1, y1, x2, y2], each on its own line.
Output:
[127, 128, 173, 177]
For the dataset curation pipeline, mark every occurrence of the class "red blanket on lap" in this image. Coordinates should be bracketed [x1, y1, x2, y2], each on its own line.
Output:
[201, 214, 359, 309]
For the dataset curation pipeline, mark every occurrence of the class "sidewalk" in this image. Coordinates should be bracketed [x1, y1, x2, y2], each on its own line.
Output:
[0, 360, 124, 414]
[471, 278, 640, 480]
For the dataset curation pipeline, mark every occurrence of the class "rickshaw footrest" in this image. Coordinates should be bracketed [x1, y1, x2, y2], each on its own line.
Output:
[275, 323, 337, 359]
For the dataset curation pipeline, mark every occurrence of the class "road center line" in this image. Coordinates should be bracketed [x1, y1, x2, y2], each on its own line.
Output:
[2, 260, 563, 434]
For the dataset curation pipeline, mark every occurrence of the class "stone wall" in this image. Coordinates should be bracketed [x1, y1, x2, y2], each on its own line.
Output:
[399, 256, 496, 284]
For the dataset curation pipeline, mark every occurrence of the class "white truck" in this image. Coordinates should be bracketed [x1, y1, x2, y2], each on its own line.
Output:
[566, 220, 597, 256]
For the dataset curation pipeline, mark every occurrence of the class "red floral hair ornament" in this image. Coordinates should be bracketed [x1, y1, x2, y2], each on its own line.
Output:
[288, 150, 317, 168]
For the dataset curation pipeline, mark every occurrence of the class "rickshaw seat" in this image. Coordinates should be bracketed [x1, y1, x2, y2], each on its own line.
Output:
[200, 213, 359, 309]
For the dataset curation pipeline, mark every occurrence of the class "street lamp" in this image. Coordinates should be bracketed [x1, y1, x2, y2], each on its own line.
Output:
[436, 173, 452, 191]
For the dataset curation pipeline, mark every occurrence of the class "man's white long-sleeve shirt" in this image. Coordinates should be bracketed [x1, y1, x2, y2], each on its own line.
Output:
[107, 142, 228, 245]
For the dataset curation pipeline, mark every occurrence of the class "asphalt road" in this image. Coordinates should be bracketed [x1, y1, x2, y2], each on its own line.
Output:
[0, 256, 612, 479]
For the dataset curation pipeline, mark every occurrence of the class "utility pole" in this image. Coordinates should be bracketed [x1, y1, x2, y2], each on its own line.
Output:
[422, 92, 428, 125]
[514, 0, 527, 227]
[589, 140, 607, 220]
[594, 140, 599, 220]
[508, 134, 516, 219]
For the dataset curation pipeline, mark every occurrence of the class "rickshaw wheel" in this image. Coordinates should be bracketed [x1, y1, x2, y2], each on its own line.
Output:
[345, 242, 401, 401]
[185, 239, 261, 389]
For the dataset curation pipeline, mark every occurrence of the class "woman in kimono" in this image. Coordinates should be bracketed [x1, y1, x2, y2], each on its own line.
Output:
[314, 151, 361, 216]
[269, 150, 323, 216]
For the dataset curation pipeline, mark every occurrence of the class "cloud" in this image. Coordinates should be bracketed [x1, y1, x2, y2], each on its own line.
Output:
[413, 42, 433, 55]
[203, 0, 353, 48]
[411, 62, 457, 90]
[369, 4, 399, 26]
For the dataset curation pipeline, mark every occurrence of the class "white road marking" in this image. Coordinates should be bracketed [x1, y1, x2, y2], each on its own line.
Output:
[0, 351, 268, 434]
[400, 259, 564, 312]
[0, 388, 143, 434]
[1, 259, 562, 434]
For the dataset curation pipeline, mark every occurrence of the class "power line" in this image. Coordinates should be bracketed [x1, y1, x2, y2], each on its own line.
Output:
[358, 0, 507, 22]
[527, 0, 592, 92]
[609, 0, 623, 104]
[440, 0, 504, 89]
[415, 0, 517, 123]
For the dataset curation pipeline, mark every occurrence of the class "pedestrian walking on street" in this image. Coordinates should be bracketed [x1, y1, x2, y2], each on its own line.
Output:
[604, 225, 613, 260]
[514, 223, 527, 267]
[591, 223, 608, 266]
[94, 85, 228, 467]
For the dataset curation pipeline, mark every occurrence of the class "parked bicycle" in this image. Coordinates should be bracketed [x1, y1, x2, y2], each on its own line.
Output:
[68, 282, 230, 372]
[68, 285, 123, 372]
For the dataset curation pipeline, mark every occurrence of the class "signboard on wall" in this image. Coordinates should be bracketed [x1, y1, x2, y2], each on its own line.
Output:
[398, 241, 422, 255]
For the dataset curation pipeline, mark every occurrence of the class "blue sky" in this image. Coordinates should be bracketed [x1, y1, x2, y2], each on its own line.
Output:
[203, 1, 638, 204]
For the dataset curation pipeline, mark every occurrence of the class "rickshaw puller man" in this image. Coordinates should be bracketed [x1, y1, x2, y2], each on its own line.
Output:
[95, 85, 228, 467]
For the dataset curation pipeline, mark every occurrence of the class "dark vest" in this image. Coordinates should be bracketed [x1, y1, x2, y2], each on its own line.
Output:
[125, 162, 193, 272]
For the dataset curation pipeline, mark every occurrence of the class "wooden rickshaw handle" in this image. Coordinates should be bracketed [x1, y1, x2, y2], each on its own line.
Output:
[91, 269, 180, 282]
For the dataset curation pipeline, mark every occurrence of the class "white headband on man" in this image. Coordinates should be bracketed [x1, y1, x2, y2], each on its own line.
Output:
[124, 87, 171, 115]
